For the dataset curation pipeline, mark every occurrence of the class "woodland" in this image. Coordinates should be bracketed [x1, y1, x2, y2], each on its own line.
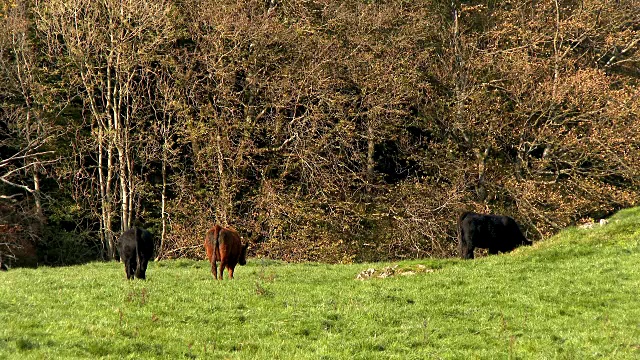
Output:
[0, 0, 638, 266]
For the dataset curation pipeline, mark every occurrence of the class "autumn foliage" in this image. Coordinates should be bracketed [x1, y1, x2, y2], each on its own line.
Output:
[0, 0, 638, 264]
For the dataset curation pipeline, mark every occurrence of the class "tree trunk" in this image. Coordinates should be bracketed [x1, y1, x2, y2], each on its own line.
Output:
[215, 129, 229, 225]
[98, 124, 117, 260]
[24, 110, 43, 216]
[553, 0, 560, 100]
[98, 126, 106, 258]
[367, 120, 375, 191]
[156, 141, 168, 261]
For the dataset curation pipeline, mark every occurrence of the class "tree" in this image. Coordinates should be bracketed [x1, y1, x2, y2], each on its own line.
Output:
[0, 1, 63, 266]
[35, 0, 177, 259]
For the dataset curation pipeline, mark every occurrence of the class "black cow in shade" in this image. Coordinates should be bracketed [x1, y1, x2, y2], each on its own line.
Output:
[458, 212, 532, 259]
[119, 227, 154, 279]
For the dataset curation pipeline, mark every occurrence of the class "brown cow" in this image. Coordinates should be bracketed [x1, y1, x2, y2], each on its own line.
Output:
[204, 225, 248, 280]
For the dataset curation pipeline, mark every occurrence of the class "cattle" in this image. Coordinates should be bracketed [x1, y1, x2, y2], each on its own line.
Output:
[458, 212, 532, 259]
[119, 227, 155, 280]
[204, 225, 248, 280]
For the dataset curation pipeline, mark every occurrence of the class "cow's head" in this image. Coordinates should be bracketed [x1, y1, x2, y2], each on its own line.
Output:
[239, 243, 249, 266]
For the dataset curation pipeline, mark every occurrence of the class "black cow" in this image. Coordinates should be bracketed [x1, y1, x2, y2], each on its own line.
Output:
[119, 227, 154, 280]
[458, 212, 532, 259]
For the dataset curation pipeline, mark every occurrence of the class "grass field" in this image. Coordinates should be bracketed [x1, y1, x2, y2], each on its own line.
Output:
[2, 208, 640, 359]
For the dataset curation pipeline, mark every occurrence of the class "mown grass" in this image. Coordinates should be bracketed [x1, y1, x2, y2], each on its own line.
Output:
[2, 207, 640, 359]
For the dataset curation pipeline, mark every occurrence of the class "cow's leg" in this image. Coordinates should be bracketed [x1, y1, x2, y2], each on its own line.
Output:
[459, 229, 475, 260]
[136, 258, 148, 280]
[130, 259, 137, 279]
[459, 236, 474, 259]
[228, 265, 234, 279]
[141, 259, 148, 279]
[124, 263, 131, 280]
[462, 245, 475, 259]
[135, 267, 146, 280]
[125, 258, 136, 280]
[218, 261, 226, 280]
[211, 259, 218, 280]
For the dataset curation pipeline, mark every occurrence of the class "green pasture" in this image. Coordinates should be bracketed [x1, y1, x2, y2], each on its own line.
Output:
[1, 208, 640, 359]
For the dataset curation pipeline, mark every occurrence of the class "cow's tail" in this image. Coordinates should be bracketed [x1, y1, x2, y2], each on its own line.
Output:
[213, 225, 222, 261]
[134, 227, 141, 266]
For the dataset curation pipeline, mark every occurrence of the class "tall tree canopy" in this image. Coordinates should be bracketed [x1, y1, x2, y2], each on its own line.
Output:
[1, 0, 638, 265]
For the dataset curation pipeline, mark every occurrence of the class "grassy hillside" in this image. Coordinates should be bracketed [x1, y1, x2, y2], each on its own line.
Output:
[1, 208, 640, 359]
